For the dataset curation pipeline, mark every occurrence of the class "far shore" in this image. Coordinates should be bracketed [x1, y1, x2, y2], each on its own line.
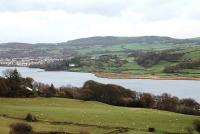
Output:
[95, 72, 200, 81]
[1, 66, 200, 81]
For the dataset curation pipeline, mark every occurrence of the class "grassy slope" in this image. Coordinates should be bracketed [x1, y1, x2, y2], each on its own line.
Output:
[77, 43, 194, 55]
[75, 44, 200, 77]
[0, 98, 199, 134]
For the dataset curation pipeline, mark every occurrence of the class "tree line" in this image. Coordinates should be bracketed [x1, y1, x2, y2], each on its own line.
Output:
[134, 51, 183, 67]
[164, 60, 200, 73]
[0, 69, 199, 116]
[0, 69, 34, 97]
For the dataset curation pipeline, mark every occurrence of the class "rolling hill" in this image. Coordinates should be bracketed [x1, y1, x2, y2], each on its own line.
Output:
[0, 97, 199, 134]
[60, 36, 200, 47]
[0, 36, 200, 78]
[1, 36, 200, 50]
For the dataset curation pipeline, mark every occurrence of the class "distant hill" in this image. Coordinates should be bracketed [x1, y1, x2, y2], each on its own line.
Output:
[0, 36, 200, 58]
[0, 42, 57, 49]
[190, 37, 200, 41]
[59, 36, 200, 47]
[1, 36, 200, 48]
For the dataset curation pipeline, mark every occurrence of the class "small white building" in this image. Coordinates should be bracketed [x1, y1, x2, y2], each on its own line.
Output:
[69, 63, 76, 67]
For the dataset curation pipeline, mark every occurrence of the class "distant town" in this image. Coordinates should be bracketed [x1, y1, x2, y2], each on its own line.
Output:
[0, 57, 63, 67]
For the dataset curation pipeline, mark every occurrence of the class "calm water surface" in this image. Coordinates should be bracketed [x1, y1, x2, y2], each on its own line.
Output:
[0, 66, 200, 101]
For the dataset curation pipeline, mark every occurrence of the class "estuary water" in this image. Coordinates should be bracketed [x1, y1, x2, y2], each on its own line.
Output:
[0, 66, 200, 101]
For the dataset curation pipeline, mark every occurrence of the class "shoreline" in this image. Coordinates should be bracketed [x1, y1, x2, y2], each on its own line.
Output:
[1, 66, 200, 81]
[95, 72, 200, 81]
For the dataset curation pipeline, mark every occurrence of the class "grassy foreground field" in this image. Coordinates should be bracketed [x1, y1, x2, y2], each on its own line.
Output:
[0, 97, 199, 134]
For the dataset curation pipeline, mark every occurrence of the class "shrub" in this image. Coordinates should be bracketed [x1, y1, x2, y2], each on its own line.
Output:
[25, 113, 37, 122]
[10, 122, 32, 134]
[148, 127, 155, 132]
[80, 80, 136, 106]
[193, 120, 200, 132]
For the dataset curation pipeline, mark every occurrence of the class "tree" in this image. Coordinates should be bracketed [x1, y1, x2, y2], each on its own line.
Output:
[1, 69, 34, 97]
[49, 84, 56, 96]
[3, 69, 22, 97]
[3, 69, 21, 81]
[0, 78, 10, 96]
[41, 84, 57, 97]
[180, 98, 200, 110]
[22, 77, 34, 89]
[139, 93, 155, 108]
[156, 93, 178, 111]
[81, 80, 136, 106]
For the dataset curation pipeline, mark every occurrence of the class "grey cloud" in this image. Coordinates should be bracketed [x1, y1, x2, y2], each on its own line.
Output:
[0, 0, 130, 16]
[1, 0, 200, 20]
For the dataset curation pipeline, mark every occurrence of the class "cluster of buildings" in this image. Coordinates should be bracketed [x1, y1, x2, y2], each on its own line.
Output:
[0, 57, 62, 67]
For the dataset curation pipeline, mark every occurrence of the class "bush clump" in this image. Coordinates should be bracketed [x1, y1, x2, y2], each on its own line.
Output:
[148, 127, 155, 132]
[25, 113, 37, 122]
[10, 122, 32, 134]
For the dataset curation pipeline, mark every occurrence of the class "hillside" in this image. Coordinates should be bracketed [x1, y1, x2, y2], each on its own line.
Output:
[1, 36, 200, 57]
[60, 36, 200, 47]
[0, 36, 200, 79]
[0, 98, 199, 134]
[1, 36, 200, 51]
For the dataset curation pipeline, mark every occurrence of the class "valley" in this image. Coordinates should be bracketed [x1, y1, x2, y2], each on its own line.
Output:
[1, 36, 199, 79]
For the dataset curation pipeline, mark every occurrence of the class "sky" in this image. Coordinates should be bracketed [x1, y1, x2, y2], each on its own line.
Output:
[0, 0, 200, 43]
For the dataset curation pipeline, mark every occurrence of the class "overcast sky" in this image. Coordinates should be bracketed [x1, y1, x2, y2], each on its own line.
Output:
[0, 0, 200, 43]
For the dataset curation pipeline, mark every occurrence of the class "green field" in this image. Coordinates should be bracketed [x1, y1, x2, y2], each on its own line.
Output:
[69, 45, 200, 78]
[1, 36, 199, 78]
[0, 98, 199, 134]
[77, 43, 194, 55]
